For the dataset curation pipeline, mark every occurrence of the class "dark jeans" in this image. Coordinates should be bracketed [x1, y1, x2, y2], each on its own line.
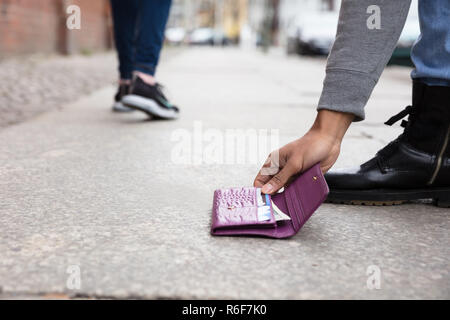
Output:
[110, 0, 172, 79]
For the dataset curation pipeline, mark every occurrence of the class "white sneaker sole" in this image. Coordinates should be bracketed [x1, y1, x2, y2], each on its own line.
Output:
[122, 95, 179, 119]
[112, 101, 134, 113]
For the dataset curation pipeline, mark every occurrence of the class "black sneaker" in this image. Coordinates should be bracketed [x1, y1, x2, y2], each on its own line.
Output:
[112, 84, 134, 112]
[122, 76, 179, 119]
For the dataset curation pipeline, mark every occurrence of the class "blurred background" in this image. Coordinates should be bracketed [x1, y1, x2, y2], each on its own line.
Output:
[0, 0, 419, 127]
[0, 0, 420, 57]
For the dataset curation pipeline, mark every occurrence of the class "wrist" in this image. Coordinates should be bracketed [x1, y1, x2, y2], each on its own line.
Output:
[310, 110, 354, 142]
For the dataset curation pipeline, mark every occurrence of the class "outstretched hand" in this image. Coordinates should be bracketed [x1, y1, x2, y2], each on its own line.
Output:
[253, 110, 354, 194]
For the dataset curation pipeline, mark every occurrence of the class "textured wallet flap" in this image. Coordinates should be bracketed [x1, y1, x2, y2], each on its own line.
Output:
[212, 187, 276, 230]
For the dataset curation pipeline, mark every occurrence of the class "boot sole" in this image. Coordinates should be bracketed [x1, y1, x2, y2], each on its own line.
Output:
[326, 188, 450, 208]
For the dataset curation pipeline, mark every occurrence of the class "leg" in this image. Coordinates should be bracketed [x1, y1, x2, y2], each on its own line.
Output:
[122, 0, 178, 119]
[133, 0, 172, 77]
[411, 0, 450, 86]
[110, 0, 139, 112]
[110, 0, 139, 80]
[325, 0, 450, 207]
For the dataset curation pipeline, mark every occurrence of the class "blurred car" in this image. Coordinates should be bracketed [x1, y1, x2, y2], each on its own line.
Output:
[287, 12, 339, 56]
[388, 14, 420, 66]
[188, 28, 215, 45]
[165, 27, 186, 45]
[213, 30, 230, 46]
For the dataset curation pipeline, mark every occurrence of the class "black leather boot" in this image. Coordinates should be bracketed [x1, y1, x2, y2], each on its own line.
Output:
[325, 81, 450, 207]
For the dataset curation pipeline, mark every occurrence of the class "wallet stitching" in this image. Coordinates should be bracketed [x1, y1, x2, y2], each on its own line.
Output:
[284, 195, 297, 229]
[253, 190, 259, 223]
[267, 195, 276, 225]
[211, 190, 219, 233]
[293, 183, 306, 223]
[285, 188, 301, 230]
[290, 187, 303, 227]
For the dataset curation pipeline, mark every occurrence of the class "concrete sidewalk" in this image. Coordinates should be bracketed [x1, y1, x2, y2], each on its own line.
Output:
[0, 48, 448, 299]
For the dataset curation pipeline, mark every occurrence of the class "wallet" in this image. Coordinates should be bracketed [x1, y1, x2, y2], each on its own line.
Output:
[210, 163, 329, 239]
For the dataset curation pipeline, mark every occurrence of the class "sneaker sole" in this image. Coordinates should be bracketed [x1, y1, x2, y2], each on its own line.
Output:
[326, 188, 450, 208]
[112, 101, 134, 113]
[122, 95, 179, 119]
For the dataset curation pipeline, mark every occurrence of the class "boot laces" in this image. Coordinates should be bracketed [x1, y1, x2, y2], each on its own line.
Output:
[376, 105, 415, 172]
[384, 105, 413, 128]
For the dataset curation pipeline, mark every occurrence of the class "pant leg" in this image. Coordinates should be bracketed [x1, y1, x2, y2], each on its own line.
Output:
[133, 0, 172, 76]
[110, 0, 139, 80]
[411, 0, 450, 86]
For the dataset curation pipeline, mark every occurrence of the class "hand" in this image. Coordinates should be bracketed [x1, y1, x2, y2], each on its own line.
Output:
[253, 110, 354, 194]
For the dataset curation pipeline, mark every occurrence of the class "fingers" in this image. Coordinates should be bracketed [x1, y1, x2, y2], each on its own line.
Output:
[261, 162, 299, 194]
[253, 172, 271, 188]
[253, 152, 280, 187]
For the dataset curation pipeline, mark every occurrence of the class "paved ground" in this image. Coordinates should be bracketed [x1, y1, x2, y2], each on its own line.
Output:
[0, 48, 448, 299]
[0, 52, 117, 128]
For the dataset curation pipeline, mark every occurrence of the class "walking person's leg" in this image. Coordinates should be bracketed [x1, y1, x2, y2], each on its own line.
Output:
[324, 0, 450, 206]
[110, 0, 139, 112]
[133, 0, 172, 82]
[122, 0, 180, 120]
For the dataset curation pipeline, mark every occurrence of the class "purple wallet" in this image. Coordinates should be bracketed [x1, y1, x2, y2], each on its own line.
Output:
[211, 163, 329, 238]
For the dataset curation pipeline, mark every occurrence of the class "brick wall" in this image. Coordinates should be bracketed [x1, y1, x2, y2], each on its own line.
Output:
[65, 0, 112, 54]
[0, 0, 112, 58]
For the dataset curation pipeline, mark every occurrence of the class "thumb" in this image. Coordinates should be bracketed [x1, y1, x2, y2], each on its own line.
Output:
[261, 163, 298, 194]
